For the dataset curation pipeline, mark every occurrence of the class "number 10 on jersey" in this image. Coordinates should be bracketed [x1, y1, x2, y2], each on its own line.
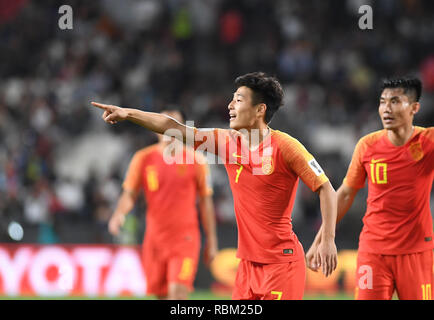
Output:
[369, 160, 387, 184]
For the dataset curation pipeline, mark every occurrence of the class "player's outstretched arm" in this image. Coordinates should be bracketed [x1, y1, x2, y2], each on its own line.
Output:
[91, 102, 194, 143]
[314, 181, 338, 277]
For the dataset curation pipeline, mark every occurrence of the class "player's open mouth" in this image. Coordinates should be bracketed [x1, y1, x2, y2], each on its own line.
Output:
[229, 114, 236, 121]
[383, 116, 394, 123]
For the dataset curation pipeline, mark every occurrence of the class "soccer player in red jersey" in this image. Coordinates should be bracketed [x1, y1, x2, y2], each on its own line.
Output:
[108, 110, 218, 300]
[92, 72, 338, 300]
[307, 77, 434, 300]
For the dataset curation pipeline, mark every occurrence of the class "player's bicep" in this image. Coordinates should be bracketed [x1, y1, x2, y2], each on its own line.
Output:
[122, 188, 139, 201]
[337, 183, 358, 201]
[336, 183, 359, 222]
[194, 128, 233, 160]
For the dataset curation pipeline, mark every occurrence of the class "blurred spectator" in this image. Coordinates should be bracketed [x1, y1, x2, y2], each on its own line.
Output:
[219, 9, 243, 44]
[23, 178, 59, 243]
[421, 55, 434, 92]
[55, 177, 85, 215]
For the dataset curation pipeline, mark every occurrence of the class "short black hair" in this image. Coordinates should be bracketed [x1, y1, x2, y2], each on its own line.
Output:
[235, 72, 284, 123]
[381, 77, 422, 102]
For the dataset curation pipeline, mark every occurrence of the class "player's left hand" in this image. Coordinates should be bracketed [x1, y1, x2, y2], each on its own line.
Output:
[108, 213, 125, 236]
[305, 243, 321, 272]
[316, 239, 338, 277]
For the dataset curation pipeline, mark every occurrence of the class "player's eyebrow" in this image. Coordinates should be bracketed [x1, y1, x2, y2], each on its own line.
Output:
[233, 92, 245, 98]
[380, 95, 401, 101]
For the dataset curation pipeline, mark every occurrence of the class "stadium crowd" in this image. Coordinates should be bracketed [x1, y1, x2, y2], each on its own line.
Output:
[0, 0, 433, 247]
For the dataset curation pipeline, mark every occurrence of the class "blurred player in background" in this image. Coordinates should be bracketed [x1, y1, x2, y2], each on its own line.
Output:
[108, 109, 218, 300]
[92, 72, 338, 300]
[307, 77, 434, 300]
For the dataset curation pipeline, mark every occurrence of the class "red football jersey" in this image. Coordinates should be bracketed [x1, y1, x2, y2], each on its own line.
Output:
[122, 144, 213, 246]
[194, 128, 329, 263]
[344, 127, 434, 255]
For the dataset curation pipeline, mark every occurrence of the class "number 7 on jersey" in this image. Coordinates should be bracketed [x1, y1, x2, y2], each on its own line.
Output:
[235, 164, 243, 183]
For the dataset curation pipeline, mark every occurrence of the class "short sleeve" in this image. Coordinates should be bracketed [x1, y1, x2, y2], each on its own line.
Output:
[122, 151, 145, 193]
[278, 134, 329, 192]
[343, 139, 367, 189]
[195, 161, 214, 197]
[427, 128, 434, 172]
[418, 127, 434, 173]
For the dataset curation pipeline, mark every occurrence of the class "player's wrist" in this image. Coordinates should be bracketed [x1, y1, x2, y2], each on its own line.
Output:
[125, 108, 135, 117]
[114, 212, 128, 218]
[321, 233, 336, 241]
[206, 235, 218, 245]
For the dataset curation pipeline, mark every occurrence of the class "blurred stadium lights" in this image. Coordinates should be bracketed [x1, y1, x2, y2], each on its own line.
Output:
[7, 221, 24, 241]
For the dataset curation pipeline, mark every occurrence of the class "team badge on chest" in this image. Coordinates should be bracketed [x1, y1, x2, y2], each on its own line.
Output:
[409, 142, 424, 161]
[261, 156, 274, 175]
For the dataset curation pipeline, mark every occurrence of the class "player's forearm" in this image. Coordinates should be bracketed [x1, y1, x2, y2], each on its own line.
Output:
[314, 184, 356, 246]
[311, 226, 323, 247]
[113, 190, 136, 217]
[125, 109, 190, 141]
[317, 182, 337, 240]
[199, 197, 217, 242]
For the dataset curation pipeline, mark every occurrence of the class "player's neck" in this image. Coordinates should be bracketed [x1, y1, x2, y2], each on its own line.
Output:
[386, 124, 415, 146]
[240, 123, 271, 150]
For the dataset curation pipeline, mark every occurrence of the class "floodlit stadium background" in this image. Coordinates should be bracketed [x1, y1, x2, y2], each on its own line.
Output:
[0, 0, 433, 299]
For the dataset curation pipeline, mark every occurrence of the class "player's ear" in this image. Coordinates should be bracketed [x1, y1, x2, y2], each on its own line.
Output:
[411, 102, 420, 116]
[256, 103, 267, 120]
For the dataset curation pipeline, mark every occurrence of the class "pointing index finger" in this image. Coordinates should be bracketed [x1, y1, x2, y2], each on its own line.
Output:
[91, 102, 111, 110]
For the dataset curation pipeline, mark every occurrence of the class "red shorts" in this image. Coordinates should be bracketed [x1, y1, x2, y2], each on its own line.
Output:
[355, 250, 433, 300]
[232, 258, 306, 300]
[142, 235, 200, 297]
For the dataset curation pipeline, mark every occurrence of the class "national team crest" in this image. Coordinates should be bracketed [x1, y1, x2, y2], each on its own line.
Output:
[261, 156, 274, 175]
[409, 142, 424, 161]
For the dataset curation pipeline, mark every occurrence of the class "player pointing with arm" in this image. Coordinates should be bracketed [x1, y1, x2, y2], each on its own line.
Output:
[92, 72, 338, 300]
[108, 110, 217, 300]
[307, 77, 434, 300]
